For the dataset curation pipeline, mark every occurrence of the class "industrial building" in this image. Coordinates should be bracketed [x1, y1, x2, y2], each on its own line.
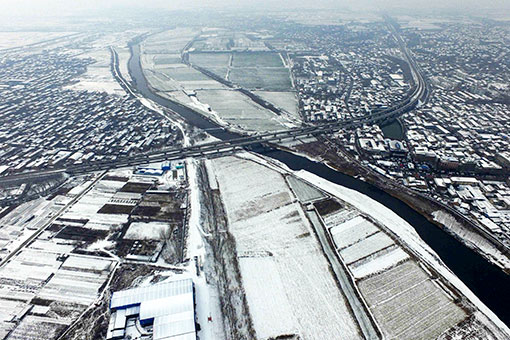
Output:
[107, 278, 196, 340]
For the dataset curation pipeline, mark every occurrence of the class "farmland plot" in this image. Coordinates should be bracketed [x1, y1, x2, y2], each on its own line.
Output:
[286, 175, 325, 203]
[142, 32, 297, 133]
[211, 156, 363, 340]
[237, 257, 297, 339]
[330, 216, 379, 250]
[323, 208, 359, 226]
[300, 171, 509, 339]
[229, 68, 292, 91]
[314, 190, 468, 339]
[358, 261, 466, 339]
[254, 91, 299, 116]
[232, 52, 284, 68]
[160, 67, 211, 82]
[189, 52, 231, 68]
[154, 54, 182, 66]
[227, 52, 293, 91]
[6, 315, 71, 340]
[195, 89, 287, 131]
[339, 231, 395, 264]
[144, 71, 182, 92]
[143, 28, 198, 54]
[350, 247, 409, 279]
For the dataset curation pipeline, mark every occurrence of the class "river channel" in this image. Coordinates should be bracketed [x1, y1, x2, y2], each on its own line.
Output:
[128, 43, 510, 327]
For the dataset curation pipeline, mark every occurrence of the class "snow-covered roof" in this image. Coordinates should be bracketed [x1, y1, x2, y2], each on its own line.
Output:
[110, 278, 193, 309]
[153, 311, 196, 340]
[108, 278, 195, 340]
[139, 293, 194, 321]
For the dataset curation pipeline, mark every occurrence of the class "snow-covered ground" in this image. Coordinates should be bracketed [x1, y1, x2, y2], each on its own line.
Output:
[296, 170, 510, 338]
[330, 215, 379, 250]
[211, 156, 363, 340]
[358, 260, 466, 339]
[65, 47, 124, 95]
[0, 198, 61, 259]
[350, 247, 409, 279]
[213, 152, 510, 338]
[185, 159, 225, 340]
[339, 231, 395, 264]
[141, 29, 300, 133]
[63, 31, 147, 95]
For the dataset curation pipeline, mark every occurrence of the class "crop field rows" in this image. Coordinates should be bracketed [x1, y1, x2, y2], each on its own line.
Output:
[325, 211, 404, 276]
[358, 261, 466, 339]
[318, 204, 466, 338]
[143, 30, 300, 132]
[189, 51, 293, 91]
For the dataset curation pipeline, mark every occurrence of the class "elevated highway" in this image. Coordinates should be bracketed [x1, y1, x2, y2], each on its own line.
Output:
[0, 20, 427, 186]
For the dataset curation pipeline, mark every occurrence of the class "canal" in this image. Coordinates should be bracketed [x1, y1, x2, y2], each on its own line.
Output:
[128, 42, 510, 327]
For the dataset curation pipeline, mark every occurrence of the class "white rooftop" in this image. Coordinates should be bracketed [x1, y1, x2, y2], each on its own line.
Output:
[110, 278, 193, 309]
[108, 278, 195, 340]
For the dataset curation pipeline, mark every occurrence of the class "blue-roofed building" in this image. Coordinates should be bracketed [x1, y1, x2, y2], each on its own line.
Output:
[107, 278, 196, 340]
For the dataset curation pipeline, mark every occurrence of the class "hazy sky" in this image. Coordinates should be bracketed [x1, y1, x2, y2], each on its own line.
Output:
[1, 0, 509, 17]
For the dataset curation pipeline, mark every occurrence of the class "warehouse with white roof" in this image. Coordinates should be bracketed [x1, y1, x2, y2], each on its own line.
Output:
[107, 278, 196, 340]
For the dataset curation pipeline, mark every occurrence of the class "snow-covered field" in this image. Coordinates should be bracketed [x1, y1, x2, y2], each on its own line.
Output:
[65, 47, 124, 95]
[211, 156, 362, 340]
[211, 157, 293, 223]
[0, 198, 61, 259]
[359, 260, 465, 339]
[318, 200, 468, 338]
[195, 89, 290, 132]
[350, 247, 409, 279]
[339, 231, 395, 265]
[253, 90, 300, 117]
[141, 30, 298, 133]
[329, 215, 379, 250]
[297, 170, 510, 338]
[143, 28, 199, 55]
[237, 257, 296, 338]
